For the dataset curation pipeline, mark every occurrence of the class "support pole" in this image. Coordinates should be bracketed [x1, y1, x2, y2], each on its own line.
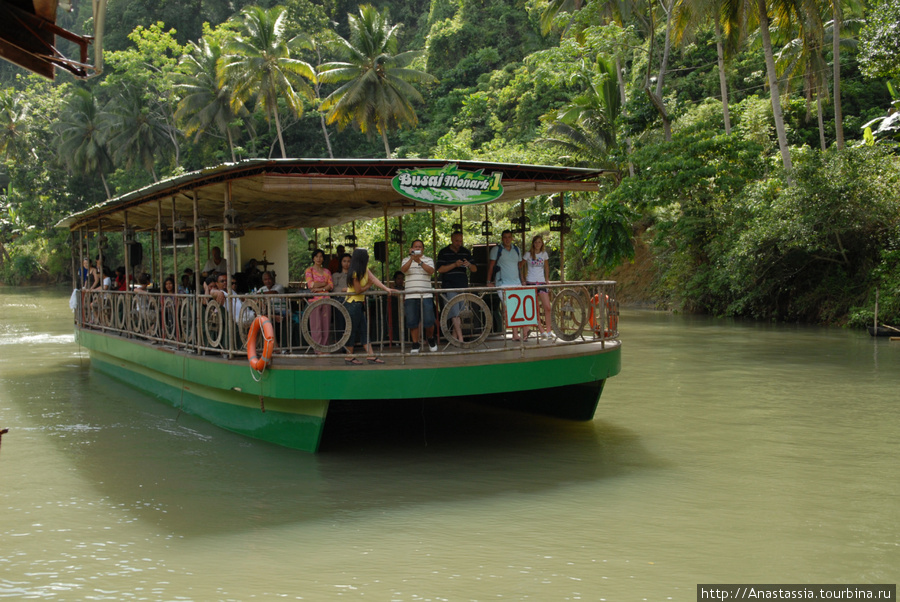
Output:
[520, 199, 526, 251]
[157, 200, 164, 288]
[383, 205, 389, 282]
[192, 190, 202, 352]
[559, 195, 566, 283]
[171, 197, 178, 285]
[431, 206, 437, 259]
[224, 181, 233, 357]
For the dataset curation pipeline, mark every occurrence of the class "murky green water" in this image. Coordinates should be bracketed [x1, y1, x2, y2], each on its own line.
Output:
[1, 287, 898, 600]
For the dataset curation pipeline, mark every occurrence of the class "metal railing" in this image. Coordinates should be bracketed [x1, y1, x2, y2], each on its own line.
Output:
[74, 282, 619, 360]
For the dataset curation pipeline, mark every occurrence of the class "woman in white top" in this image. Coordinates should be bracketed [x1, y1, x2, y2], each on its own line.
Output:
[522, 234, 553, 338]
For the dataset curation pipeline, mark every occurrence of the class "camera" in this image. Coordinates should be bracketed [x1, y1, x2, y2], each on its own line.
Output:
[412, 250, 422, 255]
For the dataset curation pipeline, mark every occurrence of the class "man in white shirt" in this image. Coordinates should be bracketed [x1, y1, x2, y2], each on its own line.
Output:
[401, 239, 437, 353]
[202, 246, 227, 276]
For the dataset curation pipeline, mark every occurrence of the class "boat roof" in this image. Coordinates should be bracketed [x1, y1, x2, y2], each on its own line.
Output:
[59, 158, 613, 232]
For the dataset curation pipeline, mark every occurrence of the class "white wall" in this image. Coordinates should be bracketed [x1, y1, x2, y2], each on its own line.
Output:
[234, 231, 289, 281]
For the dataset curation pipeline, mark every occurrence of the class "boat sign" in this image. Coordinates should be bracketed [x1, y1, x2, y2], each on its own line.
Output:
[503, 288, 540, 328]
[392, 164, 503, 206]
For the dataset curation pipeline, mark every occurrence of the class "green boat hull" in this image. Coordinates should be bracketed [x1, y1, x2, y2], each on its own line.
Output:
[77, 328, 621, 452]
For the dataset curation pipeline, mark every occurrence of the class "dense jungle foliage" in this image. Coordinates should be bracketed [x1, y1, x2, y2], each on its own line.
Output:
[0, 0, 898, 328]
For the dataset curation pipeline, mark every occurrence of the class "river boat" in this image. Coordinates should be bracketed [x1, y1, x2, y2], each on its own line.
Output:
[60, 159, 622, 452]
[867, 325, 900, 337]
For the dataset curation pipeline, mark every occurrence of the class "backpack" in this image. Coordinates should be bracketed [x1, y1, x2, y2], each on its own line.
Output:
[493, 244, 520, 279]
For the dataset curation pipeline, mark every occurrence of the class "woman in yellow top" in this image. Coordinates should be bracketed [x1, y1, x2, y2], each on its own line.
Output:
[343, 248, 395, 364]
[305, 249, 333, 349]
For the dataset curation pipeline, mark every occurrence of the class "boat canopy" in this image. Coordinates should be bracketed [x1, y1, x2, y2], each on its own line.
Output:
[59, 158, 613, 232]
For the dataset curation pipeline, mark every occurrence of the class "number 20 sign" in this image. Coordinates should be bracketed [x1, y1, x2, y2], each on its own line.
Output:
[503, 287, 539, 327]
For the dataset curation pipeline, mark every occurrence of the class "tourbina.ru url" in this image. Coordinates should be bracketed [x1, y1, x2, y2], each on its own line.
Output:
[697, 585, 896, 601]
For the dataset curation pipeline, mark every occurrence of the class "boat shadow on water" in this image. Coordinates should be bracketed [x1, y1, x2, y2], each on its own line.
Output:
[18, 367, 666, 537]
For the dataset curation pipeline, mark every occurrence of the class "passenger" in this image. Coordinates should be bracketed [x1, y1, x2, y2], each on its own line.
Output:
[401, 239, 437, 353]
[392, 270, 405, 290]
[114, 266, 127, 291]
[135, 273, 151, 292]
[162, 277, 177, 299]
[202, 246, 227, 276]
[328, 244, 345, 274]
[179, 268, 195, 294]
[243, 258, 262, 290]
[95, 258, 113, 290]
[305, 249, 333, 349]
[80, 258, 92, 289]
[487, 229, 525, 341]
[522, 234, 553, 339]
[89, 257, 104, 289]
[178, 273, 193, 295]
[343, 248, 394, 365]
[331, 252, 352, 338]
[258, 270, 286, 320]
[331, 253, 352, 297]
[437, 231, 478, 342]
[204, 272, 225, 305]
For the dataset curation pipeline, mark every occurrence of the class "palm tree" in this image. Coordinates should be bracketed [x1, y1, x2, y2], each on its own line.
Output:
[306, 35, 336, 159]
[673, 0, 754, 135]
[177, 38, 254, 162]
[777, 29, 829, 150]
[104, 86, 176, 182]
[56, 88, 113, 198]
[318, 5, 437, 158]
[219, 5, 317, 158]
[540, 58, 621, 169]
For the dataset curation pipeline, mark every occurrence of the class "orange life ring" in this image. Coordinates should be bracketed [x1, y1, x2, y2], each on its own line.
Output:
[247, 315, 275, 372]
[589, 294, 618, 335]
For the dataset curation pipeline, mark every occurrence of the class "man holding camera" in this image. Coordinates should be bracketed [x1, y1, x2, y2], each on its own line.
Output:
[401, 239, 437, 353]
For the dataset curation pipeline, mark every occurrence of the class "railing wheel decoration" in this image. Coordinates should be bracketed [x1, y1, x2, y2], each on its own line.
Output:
[179, 299, 195, 344]
[143, 296, 160, 338]
[114, 294, 127, 330]
[162, 298, 177, 340]
[88, 291, 102, 324]
[130, 297, 144, 334]
[551, 288, 588, 341]
[236, 299, 262, 348]
[301, 298, 351, 353]
[100, 294, 114, 328]
[204, 301, 224, 348]
[440, 293, 493, 349]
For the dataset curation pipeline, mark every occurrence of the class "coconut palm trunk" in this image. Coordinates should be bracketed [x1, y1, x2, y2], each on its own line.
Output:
[715, 19, 732, 134]
[832, 2, 844, 149]
[757, 0, 793, 173]
[273, 106, 287, 158]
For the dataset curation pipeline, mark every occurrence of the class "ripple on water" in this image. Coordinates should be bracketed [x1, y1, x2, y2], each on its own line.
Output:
[0, 333, 76, 346]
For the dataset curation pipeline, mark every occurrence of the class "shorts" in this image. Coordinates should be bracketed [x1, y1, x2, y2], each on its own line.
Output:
[526, 281, 549, 294]
[404, 297, 435, 330]
[442, 291, 462, 320]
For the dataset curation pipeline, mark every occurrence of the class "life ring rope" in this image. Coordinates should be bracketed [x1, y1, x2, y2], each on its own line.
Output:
[247, 315, 276, 374]
[589, 294, 618, 336]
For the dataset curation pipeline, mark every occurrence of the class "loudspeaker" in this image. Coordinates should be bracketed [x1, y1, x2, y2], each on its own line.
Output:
[470, 243, 496, 285]
[127, 242, 143, 268]
[374, 240, 386, 263]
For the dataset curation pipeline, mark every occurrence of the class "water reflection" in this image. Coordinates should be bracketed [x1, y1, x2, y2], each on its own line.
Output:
[10, 365, 662, 538]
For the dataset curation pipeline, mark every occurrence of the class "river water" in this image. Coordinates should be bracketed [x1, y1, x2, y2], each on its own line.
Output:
[1, 287, 897, 600]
